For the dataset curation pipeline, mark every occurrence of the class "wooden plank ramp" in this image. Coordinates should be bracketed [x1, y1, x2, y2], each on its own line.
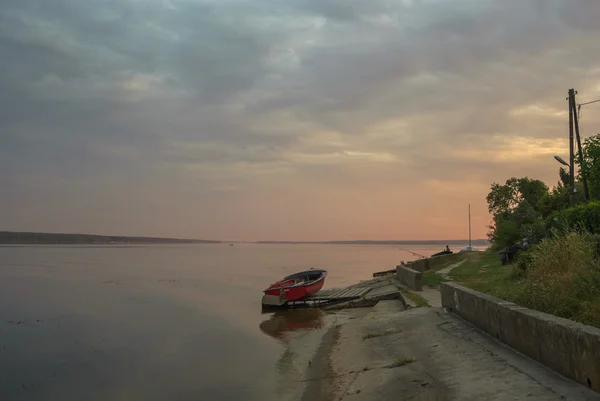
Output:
[264, 277, 404, 311]
[309, 286, 371, 300]
[282, 287, 371, 309]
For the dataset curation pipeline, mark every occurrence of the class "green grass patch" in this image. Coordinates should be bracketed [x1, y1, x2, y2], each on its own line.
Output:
[422, 271, 448, 288]
[448, 235, 600, 329]
[401, 291, 430, 307]
[448, 250, 525, 301]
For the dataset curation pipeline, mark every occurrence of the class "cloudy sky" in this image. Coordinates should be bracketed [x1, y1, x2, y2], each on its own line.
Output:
[2, 0, 600, 241]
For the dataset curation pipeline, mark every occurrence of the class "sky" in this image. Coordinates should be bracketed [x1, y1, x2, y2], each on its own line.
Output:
[2, 0, 600, 241]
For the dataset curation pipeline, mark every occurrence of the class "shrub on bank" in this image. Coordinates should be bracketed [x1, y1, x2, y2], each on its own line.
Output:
[547, 201, 600, 234]
[515, 230, 600, 327]
[515, 250, 533, 273]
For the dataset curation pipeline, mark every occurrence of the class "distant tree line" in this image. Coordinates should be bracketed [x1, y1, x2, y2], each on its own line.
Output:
[254, 240, 489, 245]
[0, 232, 221, 244]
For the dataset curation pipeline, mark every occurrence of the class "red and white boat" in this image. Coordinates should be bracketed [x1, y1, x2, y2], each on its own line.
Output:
[261, 269, 327, 307]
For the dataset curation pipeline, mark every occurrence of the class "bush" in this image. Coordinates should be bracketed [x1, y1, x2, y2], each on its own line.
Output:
[515, 230, 600, 326]
[519, 219, 546, 248]
[547, 201, 600, 234]
[516, 250, 534, 272]
[492, 219, 520, 250]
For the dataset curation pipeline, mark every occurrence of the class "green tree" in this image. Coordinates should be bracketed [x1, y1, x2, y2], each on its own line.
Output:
[486, 178, 521, 220]
[486, 177, 548, 219]
[490, 219, 520, 249]
[486, 177, 549, 247]
[519, 178, 550, 209]
[559, 167, 570, 188]
[486, 133, 600, 250]
[579, 134, 600, 200]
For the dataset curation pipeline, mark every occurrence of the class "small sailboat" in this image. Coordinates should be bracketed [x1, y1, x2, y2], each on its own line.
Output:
[459, 204, 476, 253]
[261, 269, 327, 307]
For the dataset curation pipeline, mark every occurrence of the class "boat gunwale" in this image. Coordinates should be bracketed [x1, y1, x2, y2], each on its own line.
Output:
[263, 271, 327, 292]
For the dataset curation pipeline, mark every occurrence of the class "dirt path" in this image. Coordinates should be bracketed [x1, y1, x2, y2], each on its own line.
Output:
[437, 259, 467, 280]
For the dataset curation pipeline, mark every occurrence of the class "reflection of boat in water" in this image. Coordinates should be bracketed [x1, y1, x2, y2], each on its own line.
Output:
[259, 309, 325, 343]
[262, 269, 327, 307]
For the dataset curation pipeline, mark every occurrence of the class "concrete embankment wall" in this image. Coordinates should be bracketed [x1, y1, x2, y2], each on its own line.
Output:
[408, 258, 430, 272]
[441, 282, 600, 393]
[406, 259, 429, 272]
[396, 265, 422, 291]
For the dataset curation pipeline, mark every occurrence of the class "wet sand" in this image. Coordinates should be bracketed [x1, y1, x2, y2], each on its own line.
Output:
[300, 324, 341, 401]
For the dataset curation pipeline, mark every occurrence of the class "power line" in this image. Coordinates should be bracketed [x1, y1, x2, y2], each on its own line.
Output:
[577, 98, 600, 119]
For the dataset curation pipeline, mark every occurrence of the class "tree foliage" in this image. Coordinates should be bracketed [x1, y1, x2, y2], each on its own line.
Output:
[487, 133, 600, 251]
[579, 134, 600, 200]
[486, 177, 548, 248]
[547, 201, 600, 235]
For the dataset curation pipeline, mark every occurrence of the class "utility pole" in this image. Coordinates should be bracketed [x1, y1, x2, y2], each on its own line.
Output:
[468, 204, 471, 250]
[571, 90, 589, 202]
[568, 89, 575, 206]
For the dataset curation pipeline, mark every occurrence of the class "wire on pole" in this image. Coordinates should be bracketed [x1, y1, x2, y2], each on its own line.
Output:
[578, 98, 600, 119]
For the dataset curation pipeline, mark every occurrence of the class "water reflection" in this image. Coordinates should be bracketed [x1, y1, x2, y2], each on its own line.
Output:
[259, 309, 325, 344]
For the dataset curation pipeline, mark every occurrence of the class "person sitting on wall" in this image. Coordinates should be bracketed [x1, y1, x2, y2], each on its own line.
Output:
[445, 245, 451, 253]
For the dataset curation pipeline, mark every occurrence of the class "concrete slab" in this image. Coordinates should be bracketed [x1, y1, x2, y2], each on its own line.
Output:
[304, 303, 600, 401]
[396, 282, 442, 308]
[416, 287, 442, 308]
[442, 282, 600, 393]
[363, 283, 400, 301]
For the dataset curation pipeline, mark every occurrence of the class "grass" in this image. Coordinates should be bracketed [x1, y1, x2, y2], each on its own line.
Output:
[362, 329, 402, 340]
[401, 290, 430, 307]
[422, 254, 471, 288]
[361, 357, 416, 373]
[385, 357, 416, 369]
[514, 231, 600, 328]
[448, 234, 600, 329]
[422, 271, 448, 288]
[448, 250, 525, 302]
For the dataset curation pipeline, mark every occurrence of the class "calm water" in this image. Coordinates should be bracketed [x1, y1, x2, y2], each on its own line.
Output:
[0, 243, 484, 400]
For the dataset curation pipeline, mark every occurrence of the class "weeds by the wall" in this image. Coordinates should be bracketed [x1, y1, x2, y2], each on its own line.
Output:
[451, 234, 600, 328]
[515, 230, 600, 327]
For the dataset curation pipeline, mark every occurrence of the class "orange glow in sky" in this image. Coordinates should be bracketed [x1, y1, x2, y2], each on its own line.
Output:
[2, 1, 600, 241]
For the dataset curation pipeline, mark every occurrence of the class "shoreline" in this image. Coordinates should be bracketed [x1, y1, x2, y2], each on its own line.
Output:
[300, 324, 341, 401]
[0, 231, 489, 246]
[270, 266, 600, 400]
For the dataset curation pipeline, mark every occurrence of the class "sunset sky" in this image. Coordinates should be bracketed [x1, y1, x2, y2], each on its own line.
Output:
[2, 0, 600, 241]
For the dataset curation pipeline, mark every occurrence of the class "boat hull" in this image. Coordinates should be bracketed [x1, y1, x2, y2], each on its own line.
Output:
[431, 250, 453, 257]
[262, 269, 327, 306]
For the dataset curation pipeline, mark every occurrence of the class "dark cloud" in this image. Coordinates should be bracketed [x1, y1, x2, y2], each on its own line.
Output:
[1, 0, 600, 239]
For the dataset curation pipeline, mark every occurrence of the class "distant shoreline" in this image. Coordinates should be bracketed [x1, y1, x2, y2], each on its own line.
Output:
[0, 231, 489, 246]
[0, 231, 220, 245]
[253, 240, 489, 246]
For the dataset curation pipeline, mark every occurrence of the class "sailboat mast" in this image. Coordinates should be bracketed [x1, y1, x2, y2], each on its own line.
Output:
[468, 204, 472, 249]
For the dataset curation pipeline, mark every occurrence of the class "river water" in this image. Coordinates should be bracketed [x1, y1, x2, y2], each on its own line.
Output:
[0, 243, 485, 400]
